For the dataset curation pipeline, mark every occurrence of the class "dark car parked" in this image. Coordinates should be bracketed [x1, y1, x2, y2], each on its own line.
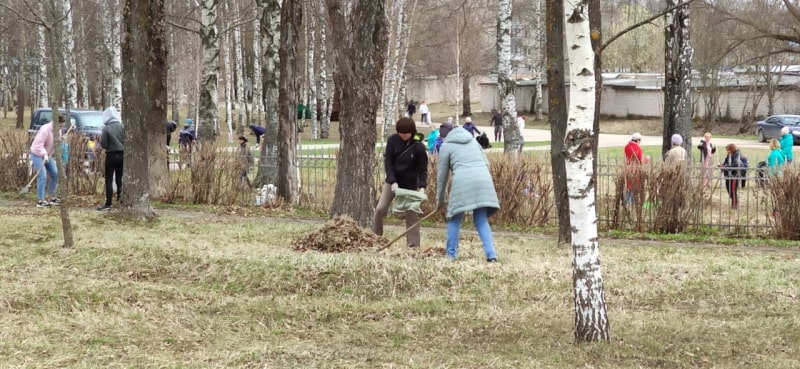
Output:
[29, 108, 105, 138]
[756, 115, 800, 144]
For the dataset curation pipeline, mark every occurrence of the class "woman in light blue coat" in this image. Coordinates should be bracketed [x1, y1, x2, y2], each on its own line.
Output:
[435, 127, 500, 262]
[779, 126, 794, 163]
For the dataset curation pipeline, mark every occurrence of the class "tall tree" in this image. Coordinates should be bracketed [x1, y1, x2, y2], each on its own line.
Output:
[121, 0, 167, 220]
[563, 0, 610, 343]
[36, 20, 48, 107]
[326, 0, 389, 226]
[255, 0, 281, 187]
[663, 0, 693, 157]
[547, 0, 571, 243]
[277, 0, 301, 202]
[61, 0, 77, 108]
[316, 0, 332, 140]
[497, 0, 520, 153]
[197, 0, 221, 142]
[104, 0, 122, 108]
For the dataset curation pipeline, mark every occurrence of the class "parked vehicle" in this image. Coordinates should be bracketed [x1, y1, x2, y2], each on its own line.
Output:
[755, 115, 800, 144]
[29, 108, 105, 138]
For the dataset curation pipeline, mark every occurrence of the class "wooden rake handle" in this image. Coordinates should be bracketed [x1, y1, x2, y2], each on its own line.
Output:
[377, 210, 440, 252]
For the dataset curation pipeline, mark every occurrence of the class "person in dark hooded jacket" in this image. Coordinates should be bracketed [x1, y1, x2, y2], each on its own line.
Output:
[373, 117, 429, 248]
[98, 106, 124, 211]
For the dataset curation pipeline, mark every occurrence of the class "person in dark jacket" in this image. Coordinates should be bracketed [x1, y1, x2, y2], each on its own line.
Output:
[249, 124, 266, 149]
[98, 107, 124, 211]
[406, 100, 416, 120]
[491, 109, 503, 142]
[166, 120, 178, 147]
[719, 143, 744, 209]
[373, 117, 429, 248]
[462, 116, 481, 137]
[179, 119, 196, 167]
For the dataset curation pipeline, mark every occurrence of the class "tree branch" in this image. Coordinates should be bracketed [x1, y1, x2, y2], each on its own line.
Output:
[598, 0, 697, 54]
[0, 1, 45, 27]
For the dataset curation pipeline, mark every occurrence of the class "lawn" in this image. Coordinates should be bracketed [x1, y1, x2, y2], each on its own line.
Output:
[0, 203, 798, 368]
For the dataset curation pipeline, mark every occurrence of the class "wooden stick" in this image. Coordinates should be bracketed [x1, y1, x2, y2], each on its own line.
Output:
[377, 210, 439, 252]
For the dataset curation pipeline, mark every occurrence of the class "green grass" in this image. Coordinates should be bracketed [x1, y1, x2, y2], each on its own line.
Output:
[0, 204, 798, 368]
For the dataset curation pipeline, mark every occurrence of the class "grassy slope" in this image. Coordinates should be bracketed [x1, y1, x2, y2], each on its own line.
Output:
[0, 205, 797, 368]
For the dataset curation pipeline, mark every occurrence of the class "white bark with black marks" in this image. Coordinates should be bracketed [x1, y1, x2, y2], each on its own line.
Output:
[564, 0, 610, 343]
[198, 0, 221, 142]
[663, 0, 693, 158]
[37, 23, 48, 107]
[254, 0, 281, 186]
[307, 10, 318, 140]
[497, 0, 519, 154]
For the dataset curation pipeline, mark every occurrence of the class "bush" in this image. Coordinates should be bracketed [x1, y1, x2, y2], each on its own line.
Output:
[767, 166, 800, 240]
[0, 131, 30, 191]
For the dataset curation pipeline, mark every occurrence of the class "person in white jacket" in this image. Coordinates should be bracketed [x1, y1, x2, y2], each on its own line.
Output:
[418, 101, 430, 125]
[516, 115, 526, 151]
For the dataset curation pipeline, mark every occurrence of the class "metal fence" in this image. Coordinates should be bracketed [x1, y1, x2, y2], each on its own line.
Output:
[288, 145, 778, 236]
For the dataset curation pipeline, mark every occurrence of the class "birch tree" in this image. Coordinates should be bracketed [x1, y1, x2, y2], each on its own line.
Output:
[316, 1, 332, 139]
[277, 0, 302, 203]
[496, 0, 520, 154]
[232, 0, 246, 137]
[251, 9, 263, 127]
[198, 0, 221, 142]
[254, 0, 281, 187]
[382, 0, 404, 137]
[120, 0, 167, 220]
[306, 9, 318, 140]
[563, 0, 610, 343]
[61, 0, 77, 108]
[223, 16, 234, 142]
[104, 0, 122, 108]
[37, 22, 48, 107]
[326, 0, 389, 226]
[663, 0, 693, 157]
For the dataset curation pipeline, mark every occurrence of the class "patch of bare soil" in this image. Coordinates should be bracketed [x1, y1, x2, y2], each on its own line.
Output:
[292, 215, 387, 252]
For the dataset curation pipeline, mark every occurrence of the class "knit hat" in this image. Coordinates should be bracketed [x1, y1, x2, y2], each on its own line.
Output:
[395, 117, 417, 134]
[439, 122, 454, 139]
[185, 118, 193, 126]
[631, 132, 642, 141]
[671, 133, 683, 146]
[465, 117, 472, 123]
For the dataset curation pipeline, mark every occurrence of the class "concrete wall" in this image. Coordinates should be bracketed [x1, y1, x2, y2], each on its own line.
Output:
[406, 76, 482, 104]
[480, 83, 800, 118]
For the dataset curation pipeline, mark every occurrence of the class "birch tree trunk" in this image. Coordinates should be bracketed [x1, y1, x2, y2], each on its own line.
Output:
[382, 0, 404, 136]
[277, 0, 302, 203]
[254, 0, 281, 187]
[223, 22, 234, 143]
[326, 0, 389, 227]
[104, 0, 122, 108]
[198, 0, 221, 142]
[663, 0, 693, 158]
[307, 12, 318, 140]
[547, 0, 571, 243]
[564, 0, 610, 343]
[77, 17, 88, 108]
[252, 11, 263, 126]
[37, 23, 49, 107]
[533, 0, 544, 121]
[317, 8, 331, 139]
[62, 0, 77, 108]
[233, 0, 246, 137]
[496, 0, 519, 154]
[121, 0, 166, 220]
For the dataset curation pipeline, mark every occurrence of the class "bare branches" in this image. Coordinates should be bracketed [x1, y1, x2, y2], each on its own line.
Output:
[598, 0, 697, 54]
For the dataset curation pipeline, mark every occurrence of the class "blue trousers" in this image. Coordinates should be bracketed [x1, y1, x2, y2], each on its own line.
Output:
[446, 207, 497, 260]
[30, 154, 57, 201]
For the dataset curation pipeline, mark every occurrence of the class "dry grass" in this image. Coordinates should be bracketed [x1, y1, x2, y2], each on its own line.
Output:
[0, 204, 798, 368]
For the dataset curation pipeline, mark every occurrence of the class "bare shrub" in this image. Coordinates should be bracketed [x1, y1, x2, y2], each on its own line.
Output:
[65, 134, 103, 195]
[487, 153, 553, 227]
[0, 131, 29, 191]
[162, 143, 253, 206]
[767, 166, 800, 240]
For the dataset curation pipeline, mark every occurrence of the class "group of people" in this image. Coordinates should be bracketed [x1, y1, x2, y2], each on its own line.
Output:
[29, 107, 124, 211]
[373, 117, 500, 262]
[406, 100, 431, 125]
[623, 129, 795, 210]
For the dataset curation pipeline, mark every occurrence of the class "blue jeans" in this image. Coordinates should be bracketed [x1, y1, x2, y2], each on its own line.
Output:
[446, 207, 497, 260]
[30, 154, 57, 201]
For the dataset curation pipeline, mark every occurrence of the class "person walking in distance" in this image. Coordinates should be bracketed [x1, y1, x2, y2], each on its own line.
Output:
[435, 126, 500, 262]
[406, 100, 416, 120]
[624, 132, 644, 204]
[373, 117, 429, 248]
[98, 107, 124, 211]
[418, 100, 430, 125]
[237, 135, 254, 188]
[697, 132, 716, 188]
[491, 109, 503, 142]
[29, 114, 66, 208]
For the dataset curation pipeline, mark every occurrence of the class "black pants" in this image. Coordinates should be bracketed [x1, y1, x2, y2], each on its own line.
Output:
[104, 151, 124, 206]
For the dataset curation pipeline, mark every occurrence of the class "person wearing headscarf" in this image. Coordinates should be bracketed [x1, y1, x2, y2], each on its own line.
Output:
[664, 133, 687, 163]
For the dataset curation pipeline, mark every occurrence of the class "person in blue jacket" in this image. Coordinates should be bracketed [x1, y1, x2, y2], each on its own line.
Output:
[779, 126, 794, 163]
[435, 126, 500, 262]
[462, 116, 481, 137]
[427, 127, 439, 153]
[434, 122, 453, 154]
[767, 138, 786, 175]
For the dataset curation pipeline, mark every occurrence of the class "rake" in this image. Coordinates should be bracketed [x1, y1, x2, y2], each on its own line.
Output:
[18, 163, 43, 195]
[377, 210, 439, 252]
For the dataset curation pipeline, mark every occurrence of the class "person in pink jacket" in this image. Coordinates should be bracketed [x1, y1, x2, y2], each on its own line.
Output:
[29, 115, 65, 208]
